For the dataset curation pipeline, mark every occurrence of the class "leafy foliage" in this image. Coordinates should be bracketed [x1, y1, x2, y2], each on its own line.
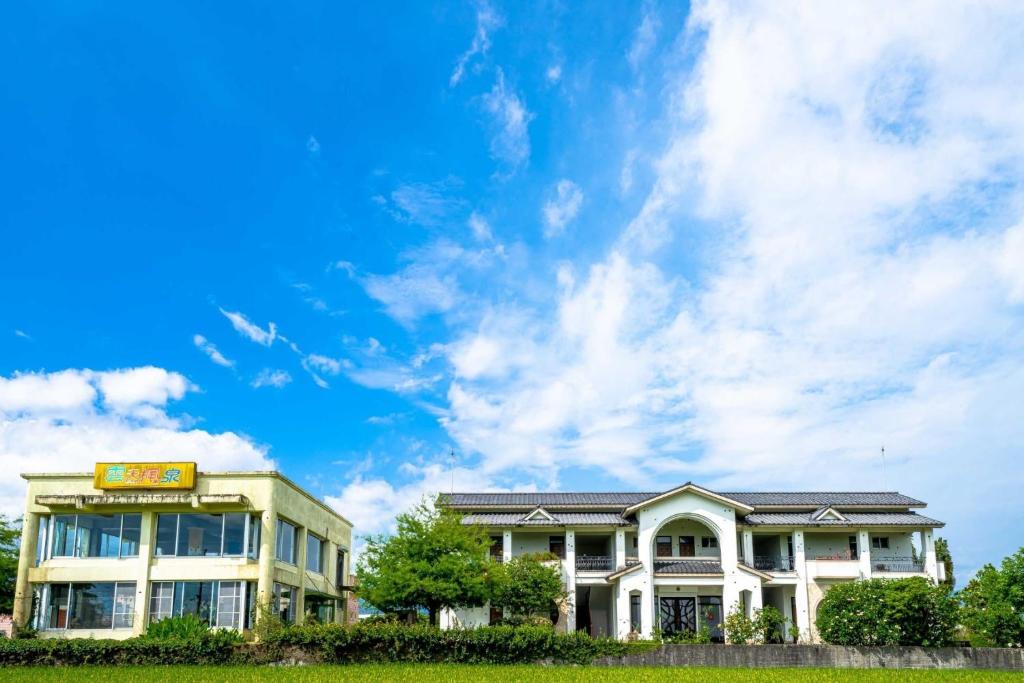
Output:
[487, 552, 566, 621]
[723, 607, 756, 644]
[935, 537, 955, 590]
[816, 577, 958, 646]
[143, 614, 216, 640]
[0, 631, 248, 666]
[356, 501, 492, 626]
[959, 546, 1024, 647]
[0, 515, 20, 614]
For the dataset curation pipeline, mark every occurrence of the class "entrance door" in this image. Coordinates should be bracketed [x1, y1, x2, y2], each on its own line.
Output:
[659, 596, 696, 635]
[678, 536, 695, 557]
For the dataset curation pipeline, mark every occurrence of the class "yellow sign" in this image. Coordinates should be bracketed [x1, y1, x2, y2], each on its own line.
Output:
[94, 462, 197, 490]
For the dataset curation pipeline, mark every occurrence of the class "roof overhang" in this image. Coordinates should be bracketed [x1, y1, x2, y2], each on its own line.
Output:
[607, 563, 644, 581]
[738, 563, 774, 581]
[623, 483, 754, 515]
[35, 493, 250, 509]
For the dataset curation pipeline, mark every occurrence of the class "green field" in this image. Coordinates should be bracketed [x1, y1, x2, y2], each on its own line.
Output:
[0, 665, 1017, 682]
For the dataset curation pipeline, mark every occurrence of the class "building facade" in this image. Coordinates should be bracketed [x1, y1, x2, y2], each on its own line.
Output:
[12, 463, 353, 638]
[441, 482, 945, 642]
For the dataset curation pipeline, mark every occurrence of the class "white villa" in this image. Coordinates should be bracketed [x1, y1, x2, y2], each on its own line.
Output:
[440, 482, 945, 642]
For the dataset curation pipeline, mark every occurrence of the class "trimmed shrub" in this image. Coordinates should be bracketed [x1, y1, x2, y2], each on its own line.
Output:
[815, 577, 958, 646]
[0, 633, 248, 666]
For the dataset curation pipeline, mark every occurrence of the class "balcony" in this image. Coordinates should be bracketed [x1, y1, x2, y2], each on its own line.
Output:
[872, 556, 924, 573]
[750, 555, 795, 572]
[576, 555, 613, 572]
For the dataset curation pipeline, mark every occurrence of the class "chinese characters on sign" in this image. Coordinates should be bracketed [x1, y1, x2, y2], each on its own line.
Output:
[94, 462, 196, 490]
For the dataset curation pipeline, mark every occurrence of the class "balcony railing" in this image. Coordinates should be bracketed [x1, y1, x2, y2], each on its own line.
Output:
[751, 555, 795, 572]
[872, 556, 925, 573]
[576, 555, 613, 571]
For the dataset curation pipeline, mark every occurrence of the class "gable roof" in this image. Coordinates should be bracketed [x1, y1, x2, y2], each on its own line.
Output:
[523, 507, 554, 521]
[743, 511, 944, 527]
[811, 506, 847, 521]
[622, 482, 754, 515]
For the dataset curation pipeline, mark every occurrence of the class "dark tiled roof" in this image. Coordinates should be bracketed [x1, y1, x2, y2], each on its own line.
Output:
[744, 511, 944, 527]
[444, 490, 925, 509]
[460, 512, 633, 527]
[653, 559, 723, 575]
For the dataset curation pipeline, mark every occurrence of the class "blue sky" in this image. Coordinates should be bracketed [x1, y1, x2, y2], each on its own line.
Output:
[2, 2, 1024, 583]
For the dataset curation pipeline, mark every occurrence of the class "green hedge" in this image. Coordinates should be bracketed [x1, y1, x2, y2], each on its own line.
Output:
[0, 625, 653, 667]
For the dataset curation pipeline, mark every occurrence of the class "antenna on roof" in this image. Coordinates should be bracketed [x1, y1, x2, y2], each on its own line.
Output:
[880, 446, 888, 489]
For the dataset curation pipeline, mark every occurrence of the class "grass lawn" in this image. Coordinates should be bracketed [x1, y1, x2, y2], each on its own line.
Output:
[0, 665, 1017, 682]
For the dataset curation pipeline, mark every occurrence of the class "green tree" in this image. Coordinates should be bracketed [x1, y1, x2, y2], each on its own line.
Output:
[487, 552, 566, 622]
[960, 546, 1024, 647]
[815, 577, 958, 646]
[0, 515, 20, 614]
[935, 537, 955, 590]
[356, 501, 492, 627]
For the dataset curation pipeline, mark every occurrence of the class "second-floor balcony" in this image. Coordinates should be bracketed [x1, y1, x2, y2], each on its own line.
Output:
[871, 556, 925, 573]
[749, 555, 796, 572]
[575, 555, 614, 572]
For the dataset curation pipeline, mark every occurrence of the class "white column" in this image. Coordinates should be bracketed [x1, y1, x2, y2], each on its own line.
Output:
[793, 530, 811, 642]
[502, 529, 512, 562]
[12, 512, 38, 628]
[922, 528, 938, 580]
[614, 528, 626, 569]
[858, 530, 871, 578]
[131, 512, 155, 636]
[565, 529, 576, 632]
[614, 584, 631, 639]
[639, 584, 654, 638]
[742, 529, 754, 565]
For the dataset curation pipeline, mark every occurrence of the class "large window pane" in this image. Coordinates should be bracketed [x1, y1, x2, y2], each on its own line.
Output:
[113, 583, 135, 628]
[36, 516, 49, 565]
[155, 514, 178, 556]
[223, 514, 246, 556]
[247, 515, 261, 559]
[179, 581, 218, 625]
[53, 515, 76, 557]
[306, 534, 323, 573]
[149, 582, 175, 623]
[216, 581, 242, 629]
[336, 549, 347, 587]
[120, 514, 141, 557]
[47, 584, 70, 629]
[69, 583, 115, 629]
[276, 519, 296, 563]
[76, 515, 121, 558]
[177, 514, 223, 557]
[273, 582, 296, 623]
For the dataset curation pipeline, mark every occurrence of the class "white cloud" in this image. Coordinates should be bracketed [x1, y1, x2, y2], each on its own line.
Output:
[450, 1, 502, 87]
[304, 354, 343, 376]
[0, 367, 273, 516]
[13, 330, 31, 341]
[250, 368, 292, 389]
[193, 334, 234, 368]
[384, 178, 467, 227]
[307, 135, 321, 154]
[482, 69, 533, 170]
[545, 64, 562, 84]
[219, 308, 277, 346]
[542, 179, 584, 237]
[627, 9, 659, 71]
[467, 212, 492, 242]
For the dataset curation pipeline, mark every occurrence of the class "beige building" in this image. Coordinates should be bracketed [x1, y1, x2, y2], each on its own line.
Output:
[12, 463, 353, 639]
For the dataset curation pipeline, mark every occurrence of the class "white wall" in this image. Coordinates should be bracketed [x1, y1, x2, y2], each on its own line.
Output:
[804, 532, 857, 559]
[869, 531, 916, 557]
[509, 532, 552, 556]
[654, 519, 721, 557]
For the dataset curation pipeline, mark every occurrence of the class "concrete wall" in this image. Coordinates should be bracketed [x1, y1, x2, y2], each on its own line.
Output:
[653, 519, 721, 558]
[593, 644, 1024, 670]
[509, 531, 552, 557]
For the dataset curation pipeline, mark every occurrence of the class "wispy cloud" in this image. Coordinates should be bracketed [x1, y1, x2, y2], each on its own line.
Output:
[306, 135, 321, 154]
[449, 1, 502, 87]
[467, 212, 492, 242]
[13, 329, 31, 341]
[545, 64, 562, 84]
[482, 69, 533, 171]
[627, 7, 659, 71]
[380, 178, 468, 227]
[192, 334, 234, 368]
[219, 308, 277, 346]
[542, 179, 584, 237]
[250, 368, 292, 389]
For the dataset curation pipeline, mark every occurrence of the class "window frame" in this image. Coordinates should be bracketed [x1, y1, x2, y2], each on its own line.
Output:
[655, 535, 672, 557]
[701, 536, 719, 549]
[40, 581, 136, 631]
[548, 535, 566, 559]
[154, 512, 252, 559]
[148, 580, 249, 631]
[306, 532, 326, 574]
[46, 514, 140, 560]
[871, 536, 890, 550]
[276, 518, 298, 564]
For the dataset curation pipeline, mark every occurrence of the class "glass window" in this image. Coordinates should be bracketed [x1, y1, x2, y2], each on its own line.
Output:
[150, 582, 175, 623]
[180, 581, 218, 623]
[155, 514, 179, 556]
[306, 534, 324, 573]
[276, 519, 297, 563]
[273, 582, 297, 623]
[678, 536, 695, 557]
[872, 536, 890, 549]
[120, 514, 141, 557]
[36, 516, 49, 566]
[76, 515, 122, 558]
[244, 581, 258, 629]
[68, 583, 120, 629]
[113, 583, 135, 629]
[701, 537, 719, 549]
[52, 515, 77, 557]
[217, 581, 243, 629]
[629, 594, 641, 633]
[223, 514, 246, 556]
[177, 514, 223, 557]
[47, 584, 71, 629]
[549, 535, 565, 559]
[656, 536, 672, 557]
[247, 515, 261, 559]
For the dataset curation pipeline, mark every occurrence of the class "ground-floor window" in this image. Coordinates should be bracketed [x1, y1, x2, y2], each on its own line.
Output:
[272, 582, 298, 623]
[659, 595, 724, 641]
[698, 596, 723, 642]
[629, 594, 641, 633]
[40, 582, 135, 630]
[304, 593, 337, 624]
[149, 580, 256, 630]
